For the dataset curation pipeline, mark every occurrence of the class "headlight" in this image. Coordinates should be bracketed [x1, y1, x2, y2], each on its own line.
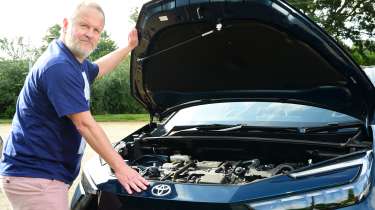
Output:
[247, 151, 372, 210]
[81, 169, 98, 194]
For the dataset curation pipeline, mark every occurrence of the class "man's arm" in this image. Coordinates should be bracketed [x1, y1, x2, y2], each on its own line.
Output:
[68, 111, 149, 194]
[95, 28, 138, 78]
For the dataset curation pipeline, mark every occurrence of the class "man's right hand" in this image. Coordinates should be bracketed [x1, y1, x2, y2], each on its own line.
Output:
[68, 111, 149, 194]
[115, 164, 149, 194]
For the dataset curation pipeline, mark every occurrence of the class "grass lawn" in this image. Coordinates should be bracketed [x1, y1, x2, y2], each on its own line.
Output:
[0, 114, 149, 124]
[94, 114, 149, 122]
[0, 119, 11, 124]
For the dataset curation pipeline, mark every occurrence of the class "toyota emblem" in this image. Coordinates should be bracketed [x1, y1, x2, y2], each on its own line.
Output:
[151, 184, 172, 197]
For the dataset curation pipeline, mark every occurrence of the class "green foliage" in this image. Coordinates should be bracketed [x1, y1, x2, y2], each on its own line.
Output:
[130, 7, 140, 24]
[41, 24, 61, 52]
[287, 0, 375, 65]
[0, 37, 37, 117]
[89, 31, 118, 61]
[87, 31, 142, 114]
[287, 0, 375, 45]
[350, 40, 375, 65]
[351, 48, 375, 65]
[94, 114, 148, 122]
[90, 57, 146, 114]
[43, 24, 61, 43]
[0, 60, 29, 118]
[0, 118, 12, 124]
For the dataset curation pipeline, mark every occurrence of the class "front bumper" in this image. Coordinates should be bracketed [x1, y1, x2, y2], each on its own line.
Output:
[71, 152, 374, 210]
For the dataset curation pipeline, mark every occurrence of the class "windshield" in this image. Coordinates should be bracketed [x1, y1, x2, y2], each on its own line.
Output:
[363, 66, 375, 86]
[164, 102, 360, 131]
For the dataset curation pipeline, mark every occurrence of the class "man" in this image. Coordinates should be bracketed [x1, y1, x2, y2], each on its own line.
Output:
[0, 1, 148, 210]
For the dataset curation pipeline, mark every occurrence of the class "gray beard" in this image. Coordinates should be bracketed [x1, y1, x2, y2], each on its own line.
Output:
[65, 37, 93, 60]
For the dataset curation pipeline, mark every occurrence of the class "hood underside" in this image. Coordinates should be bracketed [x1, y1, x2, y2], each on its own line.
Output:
[131, 0, 374, 120]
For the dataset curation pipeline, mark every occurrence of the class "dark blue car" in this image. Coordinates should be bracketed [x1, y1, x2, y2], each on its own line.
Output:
[71, 0, 375, 209]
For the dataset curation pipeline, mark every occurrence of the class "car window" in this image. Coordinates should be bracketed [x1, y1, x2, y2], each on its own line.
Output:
[164, 102, 360, 130]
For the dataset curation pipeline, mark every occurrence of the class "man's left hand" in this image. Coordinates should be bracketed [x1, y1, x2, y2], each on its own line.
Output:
[128, 28, 139, 49]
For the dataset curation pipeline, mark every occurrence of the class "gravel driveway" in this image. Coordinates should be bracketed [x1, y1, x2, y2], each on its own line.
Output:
[0, 121, 147, 210]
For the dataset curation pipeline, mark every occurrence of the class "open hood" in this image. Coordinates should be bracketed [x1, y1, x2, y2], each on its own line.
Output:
[130, 0, 375, 120]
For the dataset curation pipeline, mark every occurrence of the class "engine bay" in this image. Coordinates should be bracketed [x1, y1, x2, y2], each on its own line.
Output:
[128, 154, 306, 184]
[112, 124, 371, 185]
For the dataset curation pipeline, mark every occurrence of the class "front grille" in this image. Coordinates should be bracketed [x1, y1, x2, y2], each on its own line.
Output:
[97, 191, 247, 210]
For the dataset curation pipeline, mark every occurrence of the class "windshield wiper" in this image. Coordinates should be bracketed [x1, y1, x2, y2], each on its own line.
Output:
[167, 124, 300, 135]
[198, 125, 300, 133]
[300, 122, 363, 134]
[167, 122, 363, 136]
[166, 124, 242, 135]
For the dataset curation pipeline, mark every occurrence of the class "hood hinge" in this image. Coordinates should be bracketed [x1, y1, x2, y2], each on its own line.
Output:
[149, 113, 154, 124]
[150, 112, 162, 124]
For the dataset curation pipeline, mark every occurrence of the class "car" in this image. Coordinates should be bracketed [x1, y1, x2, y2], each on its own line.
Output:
[71, 0, 375, 209]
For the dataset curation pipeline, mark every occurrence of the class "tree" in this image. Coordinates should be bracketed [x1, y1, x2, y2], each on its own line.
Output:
[0, 37, 39, 117]
[287, 0, 375, 64]
[287, 0, 374, 43]
[43, 24, 61, 45]
[41, 24, 61, 52]
[130, 7, 140, 24]
[84, 30, 145, 114]
[0, 37, 38, 61]
[350, 41, 375, 65]
[89, 31, 118, 61]
[0, 60, 29, 117]
[90, 58, 146, 114]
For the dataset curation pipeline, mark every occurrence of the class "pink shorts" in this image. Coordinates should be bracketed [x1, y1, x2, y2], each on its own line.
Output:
[0, 176, 69, 210]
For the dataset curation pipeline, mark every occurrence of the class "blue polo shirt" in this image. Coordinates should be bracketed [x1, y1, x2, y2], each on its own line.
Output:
[0, 40, 99, 184]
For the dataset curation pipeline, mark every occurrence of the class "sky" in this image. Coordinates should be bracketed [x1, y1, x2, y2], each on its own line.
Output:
[0, 0, 149, 48]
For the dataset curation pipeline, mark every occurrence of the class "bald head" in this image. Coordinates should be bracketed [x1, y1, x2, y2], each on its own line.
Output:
[70, 1, 105, 24]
